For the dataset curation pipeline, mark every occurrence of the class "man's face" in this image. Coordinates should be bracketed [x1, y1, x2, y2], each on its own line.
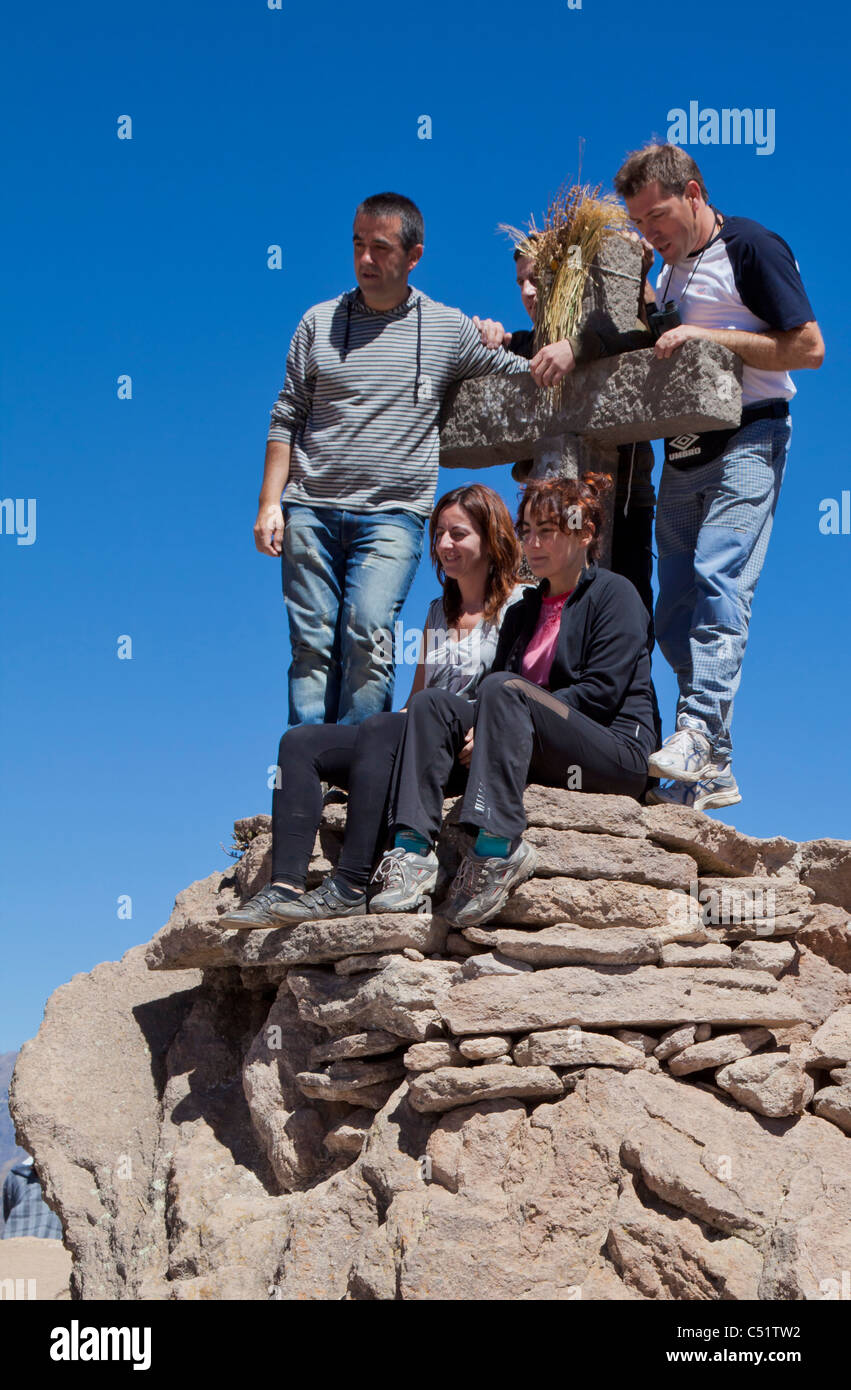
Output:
[353, 213, 423, 308]
[515, 255, 538, 323]
[625, 180, 702, 264]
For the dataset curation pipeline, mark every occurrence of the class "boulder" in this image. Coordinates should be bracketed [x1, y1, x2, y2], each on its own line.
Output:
[493, 878, 692, 932]
[809, 1005, 851, 1067]
[524, 827, 695, 891]
[715, 1055, 815, 1117]
[731, 941, 796, 977]
[457, 1036, 512, 1062]
[660, 942, 733, 967]
[513, 1029, 647, 1070]
[149, 911, 446, 972]
[668, 1028, 772, 1076]
[408, 1064, 563, 1114]
[812, 1084, 851, 1135]
[641, 805, 798, 879]
[799, 839, 851, 911]
[442, 966, 804, 1036]
[288, 958, 460, 1042]
[403, 1041, 467, 1072]
[464, 924, 664, 966]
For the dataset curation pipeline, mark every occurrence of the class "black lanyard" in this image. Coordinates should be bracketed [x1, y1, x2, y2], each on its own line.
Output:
[662, 210, 722, 307]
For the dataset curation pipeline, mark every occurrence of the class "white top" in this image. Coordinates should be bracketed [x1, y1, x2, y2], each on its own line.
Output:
[422, 586, 525, 700]
[654, 216, 815, 407]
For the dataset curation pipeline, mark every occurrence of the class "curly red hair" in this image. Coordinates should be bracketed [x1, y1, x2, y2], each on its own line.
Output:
[516, 472, 614, 564]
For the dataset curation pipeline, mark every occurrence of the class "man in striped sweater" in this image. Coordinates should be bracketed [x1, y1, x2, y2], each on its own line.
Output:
[255, 192, 529, 728]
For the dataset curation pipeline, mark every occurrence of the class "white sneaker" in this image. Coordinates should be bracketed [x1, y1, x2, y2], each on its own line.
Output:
[646, 764, 741, 812]
[647, 727, 713, 784]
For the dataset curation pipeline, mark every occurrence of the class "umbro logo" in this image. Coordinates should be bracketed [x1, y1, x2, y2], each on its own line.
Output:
[669, 434, 700, 452]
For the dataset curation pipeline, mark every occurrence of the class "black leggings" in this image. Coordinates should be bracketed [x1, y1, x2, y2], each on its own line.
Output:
[391, 671, 649, 844]
[271, 711, 407, 891]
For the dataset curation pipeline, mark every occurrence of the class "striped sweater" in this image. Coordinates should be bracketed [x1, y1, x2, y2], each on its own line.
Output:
[268, 286, 529, 516]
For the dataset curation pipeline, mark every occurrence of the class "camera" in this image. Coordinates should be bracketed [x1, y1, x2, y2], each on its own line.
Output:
[648, 299, 682, 339]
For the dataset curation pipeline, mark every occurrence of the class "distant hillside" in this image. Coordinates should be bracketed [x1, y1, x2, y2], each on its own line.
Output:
[0, 1051, 28, 1233]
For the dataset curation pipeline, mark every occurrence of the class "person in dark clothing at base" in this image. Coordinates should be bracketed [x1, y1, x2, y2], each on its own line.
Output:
[219, 485, 524, 929]
[369, 473, 657, 929]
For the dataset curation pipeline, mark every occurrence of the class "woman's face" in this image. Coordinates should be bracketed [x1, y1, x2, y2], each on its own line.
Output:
[433, 503, 487, 581]
[517, 507, 591, 584]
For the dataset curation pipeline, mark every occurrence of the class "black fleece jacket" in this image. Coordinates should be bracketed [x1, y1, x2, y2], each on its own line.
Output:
[491, 564, 658, 756]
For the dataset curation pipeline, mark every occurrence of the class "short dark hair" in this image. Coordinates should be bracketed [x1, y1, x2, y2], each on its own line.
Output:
[355, 193, 424, 252]
[614, 144, 709, 202]
[513, 232, 539, 263]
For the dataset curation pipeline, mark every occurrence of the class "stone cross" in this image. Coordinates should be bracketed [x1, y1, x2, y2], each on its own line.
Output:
[439, 236, 743, 563]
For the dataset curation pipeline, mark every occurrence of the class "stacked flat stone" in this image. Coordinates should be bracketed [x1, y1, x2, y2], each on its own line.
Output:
[146, 789, 851, 1188]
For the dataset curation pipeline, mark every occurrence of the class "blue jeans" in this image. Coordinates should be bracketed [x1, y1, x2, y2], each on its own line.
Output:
[282, 503, 425, 727]
[655, 413, 792, 764]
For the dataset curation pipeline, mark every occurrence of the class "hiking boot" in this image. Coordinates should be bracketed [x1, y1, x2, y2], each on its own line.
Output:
[219, 884, 303, 931]
[647, 727, 713, 784]
[368, 846, 439, 913]
[645, 764, 742, 812]
[269, 875, 367, 923]
[442, 840, 539, 929]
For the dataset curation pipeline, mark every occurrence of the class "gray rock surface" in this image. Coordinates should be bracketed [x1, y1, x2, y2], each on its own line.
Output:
[440, 340, 742, 468]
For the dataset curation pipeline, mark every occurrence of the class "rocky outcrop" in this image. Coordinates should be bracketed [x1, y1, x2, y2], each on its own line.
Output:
[10, 791, 851, 1300]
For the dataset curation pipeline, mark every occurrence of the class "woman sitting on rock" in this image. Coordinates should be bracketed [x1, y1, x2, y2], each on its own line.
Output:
[221, 484, 524, 929]
[369, 473, 658, 929]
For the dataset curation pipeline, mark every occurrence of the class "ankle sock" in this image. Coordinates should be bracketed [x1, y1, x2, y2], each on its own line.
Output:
[394, 829, 432, 857]
[473, 831, 512, 859]
[267, 883, 301, 903]
[331, 873, 366, 901]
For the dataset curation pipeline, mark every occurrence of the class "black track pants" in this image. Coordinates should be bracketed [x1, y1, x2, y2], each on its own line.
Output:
[391, 673, 648, 845]
[271, 711, 407, 890]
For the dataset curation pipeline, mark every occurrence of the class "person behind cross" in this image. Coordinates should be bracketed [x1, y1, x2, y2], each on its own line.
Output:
[473, 236, 658, 618]
[254, 192, 529, 729]
[608, 144, 823, 810]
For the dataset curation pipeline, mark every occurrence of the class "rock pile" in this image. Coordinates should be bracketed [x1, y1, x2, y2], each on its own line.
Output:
[11, 790, 851, 1300]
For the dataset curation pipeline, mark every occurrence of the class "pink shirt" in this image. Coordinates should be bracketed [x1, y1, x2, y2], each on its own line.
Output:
[520, 590, 572, 687]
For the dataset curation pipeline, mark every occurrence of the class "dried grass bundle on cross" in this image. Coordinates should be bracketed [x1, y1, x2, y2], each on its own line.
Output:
[501, 184, 629, 361]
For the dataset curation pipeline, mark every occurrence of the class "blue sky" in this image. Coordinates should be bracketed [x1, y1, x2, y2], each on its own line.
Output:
[2, 0, 849, 1050]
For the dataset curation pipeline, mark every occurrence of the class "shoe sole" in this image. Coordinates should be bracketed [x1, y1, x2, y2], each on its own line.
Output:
[219, 899, 366, 930]
[691, 788, 742, 811]
[270, 900, 367, 926]
[218, 911, 291, 932]
[645, 786, 741, 812]
[445, 843, 539, 929]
